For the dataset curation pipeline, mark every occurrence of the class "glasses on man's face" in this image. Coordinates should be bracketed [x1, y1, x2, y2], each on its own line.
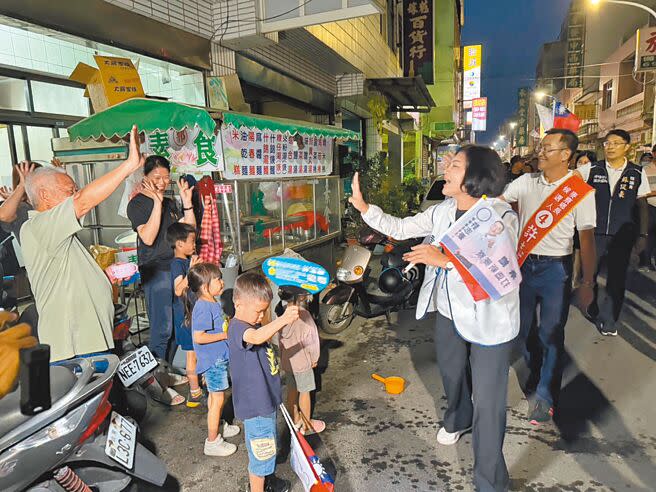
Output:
[603, 140, 627, 148]
[536, 146, 566, 155]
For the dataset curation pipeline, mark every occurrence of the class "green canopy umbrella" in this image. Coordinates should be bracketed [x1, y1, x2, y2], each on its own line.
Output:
[222, 111, 360, 140]
[67, 98, 216, 141]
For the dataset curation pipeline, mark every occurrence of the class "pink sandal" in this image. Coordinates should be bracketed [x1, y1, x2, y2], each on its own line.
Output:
[301, 419, 326, 435]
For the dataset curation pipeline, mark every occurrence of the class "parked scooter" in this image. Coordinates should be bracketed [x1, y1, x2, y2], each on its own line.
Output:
[0, 351, 168, 491]
[320, 228, 424, 334]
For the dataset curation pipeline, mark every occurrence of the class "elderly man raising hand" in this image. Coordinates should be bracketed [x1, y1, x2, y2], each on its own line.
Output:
[20, 125, 145, 362]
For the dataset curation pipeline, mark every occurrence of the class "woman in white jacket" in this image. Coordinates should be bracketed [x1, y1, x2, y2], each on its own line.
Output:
[350, 145, 519, 492]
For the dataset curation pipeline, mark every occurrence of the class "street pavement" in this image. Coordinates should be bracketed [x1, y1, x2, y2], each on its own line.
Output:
[141, 268, 656, 492]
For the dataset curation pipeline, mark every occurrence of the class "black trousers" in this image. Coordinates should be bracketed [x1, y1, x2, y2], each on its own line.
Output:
[592, 230, 636, 326]
[435, 312, 513, 492]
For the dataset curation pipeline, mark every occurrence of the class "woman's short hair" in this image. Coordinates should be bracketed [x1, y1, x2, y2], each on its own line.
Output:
[233, 271, 273, 303]
[144, 155, 171, 176]
[456, 145, 507, 198]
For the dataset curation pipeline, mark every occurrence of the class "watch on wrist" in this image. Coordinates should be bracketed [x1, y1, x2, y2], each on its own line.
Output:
[640, 233, 648, 238]
[445, 261, 454, 271]
[581, 280, 595, 288]
[183, 205, 193, 211]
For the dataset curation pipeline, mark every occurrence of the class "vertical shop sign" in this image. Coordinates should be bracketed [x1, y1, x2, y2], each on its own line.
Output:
[635, 27, 656, 72]
[463, 45, 482, 101]
[565, 0, 585, 89]
[471, 97, 488, 132]
[403, 0, 434, 84]
[516, 88, 530, 147]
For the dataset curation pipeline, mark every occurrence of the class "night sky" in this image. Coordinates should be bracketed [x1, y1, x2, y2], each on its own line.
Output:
[461, 0, 572, 145]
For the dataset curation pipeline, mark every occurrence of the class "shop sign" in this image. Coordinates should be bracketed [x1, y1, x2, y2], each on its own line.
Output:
[635, 28, 656, 72]
[565, 1, 585, 88]
[221, 123, 334, 179]
[516, 87, 530, 147]
[214, 184, 233, 194]
[574, 104, 597, 121]
[471, 97, 487, 132]
[463, 45, 482, 101]
[403, 0, 434, 85]
[145, 128, 224, 173]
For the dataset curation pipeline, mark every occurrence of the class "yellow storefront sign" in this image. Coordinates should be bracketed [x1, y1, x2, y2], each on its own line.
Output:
[464, 45, 482, 70]
[69, 55, 145, 112]
[574, 104, 597, 121]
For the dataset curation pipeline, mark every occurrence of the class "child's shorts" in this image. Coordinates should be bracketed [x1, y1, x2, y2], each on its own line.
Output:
[203, 358, 230, 392]
[285, 369, 316, 393]
[244, 411, 278, 477]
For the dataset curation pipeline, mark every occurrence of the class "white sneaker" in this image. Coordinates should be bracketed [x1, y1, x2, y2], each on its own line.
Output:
[222, 421, 241, 439]
[436, 426, 471, 446]
[204, 437, 237, 456]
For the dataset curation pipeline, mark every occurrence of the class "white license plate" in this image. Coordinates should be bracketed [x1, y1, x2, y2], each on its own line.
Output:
[117, 346, 158, 387]
[105, 412, 137, 470]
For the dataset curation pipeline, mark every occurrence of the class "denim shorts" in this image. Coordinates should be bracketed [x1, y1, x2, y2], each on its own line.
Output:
[244, 411, 278, 477]
[203, 358, 230, 392]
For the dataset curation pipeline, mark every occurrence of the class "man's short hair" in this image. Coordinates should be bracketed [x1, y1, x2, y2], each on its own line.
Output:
[24, 167, 68, 207]
[167, 222, 196, 248]
[545, 129, 578, 156]
[233, 271, 273, 304]
[510, 155, 523, 165]
[605, 129, 631, 144]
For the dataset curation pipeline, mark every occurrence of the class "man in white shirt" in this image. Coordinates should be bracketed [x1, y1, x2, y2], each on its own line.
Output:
[577, 129, 651, 337]
[503, 129, 597, 425]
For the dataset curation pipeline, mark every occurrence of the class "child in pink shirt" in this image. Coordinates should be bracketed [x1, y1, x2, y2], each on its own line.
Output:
[279, 293, 325, 435]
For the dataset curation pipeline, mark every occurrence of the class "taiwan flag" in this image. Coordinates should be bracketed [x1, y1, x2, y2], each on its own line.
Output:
[553, 101, 581, 132]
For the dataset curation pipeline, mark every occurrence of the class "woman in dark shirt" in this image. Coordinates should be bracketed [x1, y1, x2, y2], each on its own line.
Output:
[127, 156, 195, 361]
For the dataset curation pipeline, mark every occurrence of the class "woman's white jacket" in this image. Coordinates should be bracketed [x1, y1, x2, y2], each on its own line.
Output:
[361, 197, 520, 346]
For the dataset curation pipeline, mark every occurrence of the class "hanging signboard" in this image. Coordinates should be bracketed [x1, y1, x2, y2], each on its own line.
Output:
[221, 123, 333, 179]
[516, 87, 530, 147]
[403, 0, 434, 85]
[145, 127, 224, 173]
[635, 28, 656, 72]
[463, 45, 482, 101]
[565, 0, 585, 88]
[471, 97, 487, 132]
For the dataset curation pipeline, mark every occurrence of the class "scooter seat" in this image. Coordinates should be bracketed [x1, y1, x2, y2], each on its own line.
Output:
[0, 365, 77, 440]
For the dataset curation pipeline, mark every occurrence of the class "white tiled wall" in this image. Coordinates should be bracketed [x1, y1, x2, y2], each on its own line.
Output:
[305, 15, 401, 79]
[0, 24, 205, 107]
[104, 0, 214, 39]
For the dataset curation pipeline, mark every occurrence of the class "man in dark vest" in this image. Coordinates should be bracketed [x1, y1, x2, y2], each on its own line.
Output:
[578, 129, 651, 336]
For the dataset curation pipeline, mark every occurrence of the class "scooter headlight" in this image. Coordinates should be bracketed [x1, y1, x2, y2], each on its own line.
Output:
[335, 267, 350, 281]
[0, 397, 94, 478]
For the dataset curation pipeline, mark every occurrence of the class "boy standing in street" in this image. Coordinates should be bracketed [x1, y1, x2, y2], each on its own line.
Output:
[577, 130, 652, 335]
[503, 129, 597, 424]
[228, 271, 299, 492]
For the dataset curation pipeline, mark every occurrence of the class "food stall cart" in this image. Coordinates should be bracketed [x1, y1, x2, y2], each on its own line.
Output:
[53, 98, 359, 272]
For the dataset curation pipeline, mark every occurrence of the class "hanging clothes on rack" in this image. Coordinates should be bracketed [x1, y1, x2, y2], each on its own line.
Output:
[198, 177, 223, 265]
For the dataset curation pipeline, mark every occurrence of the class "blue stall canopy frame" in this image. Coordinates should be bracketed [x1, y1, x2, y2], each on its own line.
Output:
[263, 257, 330, 294]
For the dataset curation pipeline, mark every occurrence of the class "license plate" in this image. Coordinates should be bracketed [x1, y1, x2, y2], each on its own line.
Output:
[105, 412, 137, 470]
[117, 346, 158, 387]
